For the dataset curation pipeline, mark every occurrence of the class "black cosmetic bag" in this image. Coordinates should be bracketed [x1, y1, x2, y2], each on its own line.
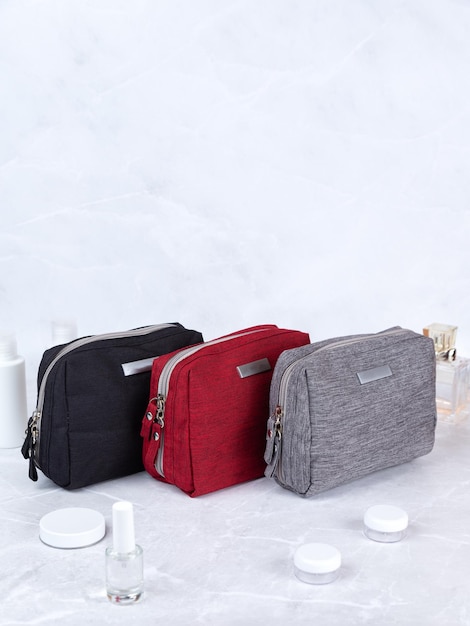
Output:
[22, 323, 203, 489]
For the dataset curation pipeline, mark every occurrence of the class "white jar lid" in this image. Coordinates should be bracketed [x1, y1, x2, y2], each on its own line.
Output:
[294, 543, 341, 574]
[364, 505, 408, 533]
[40, 507, 106, 549]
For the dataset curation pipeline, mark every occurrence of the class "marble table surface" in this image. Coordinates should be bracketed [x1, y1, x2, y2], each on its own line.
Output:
[1, 417, 469, 626]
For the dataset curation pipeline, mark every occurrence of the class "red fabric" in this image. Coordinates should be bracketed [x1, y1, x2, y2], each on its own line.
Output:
[142, 325, 310, 496]
[141, 398, 163, 480]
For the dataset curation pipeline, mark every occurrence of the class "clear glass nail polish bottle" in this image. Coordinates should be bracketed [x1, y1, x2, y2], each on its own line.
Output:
[423, 323, 470, 423]
[106, 501, 144, 604]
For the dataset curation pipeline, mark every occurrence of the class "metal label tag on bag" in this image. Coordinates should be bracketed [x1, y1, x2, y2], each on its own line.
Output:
[236, 357, 271, 379]
[357, 364, 393, 385]
[122, 356, 159, 376]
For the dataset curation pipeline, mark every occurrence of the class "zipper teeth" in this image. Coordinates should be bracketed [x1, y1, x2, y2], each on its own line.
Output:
[154, 327, 273, 478]
[276, 328, 409, 410]
[34, 323, 176, 461]
[274, 328, 410, 486]
[155, 430, 165, 476]
[37, 324, 176, 413]
[157, 328, 270, 397]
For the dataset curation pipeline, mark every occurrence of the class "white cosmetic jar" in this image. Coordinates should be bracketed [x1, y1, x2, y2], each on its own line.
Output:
[294, 542, 341, 584]
[364, 505, 408, 543]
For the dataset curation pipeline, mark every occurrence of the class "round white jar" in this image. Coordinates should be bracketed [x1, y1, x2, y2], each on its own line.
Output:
[364, 505, 408, 543]
[294, 542, 341, 584]
[39, 507, 105, 548]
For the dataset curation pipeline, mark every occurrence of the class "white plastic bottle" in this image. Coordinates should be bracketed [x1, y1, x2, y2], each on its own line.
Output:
[51, 319, 77, 346]
[0, 332, 28, 448]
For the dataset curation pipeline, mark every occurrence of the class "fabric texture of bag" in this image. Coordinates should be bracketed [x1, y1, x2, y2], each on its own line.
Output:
[141, 324, 311, 497]
[264, 326, 437, 497]
[22, 323, 204, 489]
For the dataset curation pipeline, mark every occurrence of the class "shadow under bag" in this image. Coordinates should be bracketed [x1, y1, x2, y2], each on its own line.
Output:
[22, 323, 203, 489]
[141, 324, 310, 497]
[264, 327, 437, 497]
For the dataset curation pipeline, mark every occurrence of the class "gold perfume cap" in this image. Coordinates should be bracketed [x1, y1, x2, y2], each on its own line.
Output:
[423, 323, 457, 360]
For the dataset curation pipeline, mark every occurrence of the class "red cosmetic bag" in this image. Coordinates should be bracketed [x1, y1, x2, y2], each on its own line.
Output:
[141, 325, 310, 497]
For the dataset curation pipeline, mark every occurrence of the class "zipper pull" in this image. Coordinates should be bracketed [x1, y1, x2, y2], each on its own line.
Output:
[264, 405, 283, 469]
[142, 399, 165, 479]
[28, 448, 38, 481]
[151, 421, 163, 445]
[141, 399, 156, 439]
[21, 417, 33, 460]
[22, 412, 39, 481]
[140, 395, 165, 440]
[264, 438, 282, 479]
[154, 394, 165, 426]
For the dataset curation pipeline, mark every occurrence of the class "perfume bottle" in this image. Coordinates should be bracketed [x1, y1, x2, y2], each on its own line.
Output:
[106, 501, 144, 604]
[423, 323, 470, 423]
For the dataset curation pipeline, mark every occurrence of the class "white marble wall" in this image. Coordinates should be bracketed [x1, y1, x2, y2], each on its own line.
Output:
[1, 0, 470, 398]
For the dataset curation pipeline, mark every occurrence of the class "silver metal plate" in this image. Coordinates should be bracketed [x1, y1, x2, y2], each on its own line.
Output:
[357, 364, 393, 385]
[121, 356, 159, 376]
[236, 357, 271, 379]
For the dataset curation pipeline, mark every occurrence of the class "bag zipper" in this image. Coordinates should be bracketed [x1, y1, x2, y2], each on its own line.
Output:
[22, 323, 177, 480]
[150, 327, 273, 478]
[268, 327, 409, 482]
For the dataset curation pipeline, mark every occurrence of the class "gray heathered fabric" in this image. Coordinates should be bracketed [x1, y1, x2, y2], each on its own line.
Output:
[266, 327, 437, 497]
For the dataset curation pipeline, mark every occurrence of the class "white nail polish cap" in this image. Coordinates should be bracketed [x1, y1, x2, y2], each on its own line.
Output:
[112, 501, 136, 554]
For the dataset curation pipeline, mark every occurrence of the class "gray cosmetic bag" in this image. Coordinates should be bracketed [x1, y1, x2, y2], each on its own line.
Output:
[264, 327, 437, 497]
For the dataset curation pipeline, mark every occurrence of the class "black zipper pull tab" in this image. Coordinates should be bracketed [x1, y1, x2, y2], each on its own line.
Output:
[28, 450, 38, 481]
[21, 412, 37, 459]
[22, 412, 39, 481]
[21, 421, 33, 460]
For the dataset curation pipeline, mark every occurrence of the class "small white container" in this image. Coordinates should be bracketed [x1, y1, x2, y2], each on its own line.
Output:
[294, 542, 341, 584]
[0, 332, 28, 449]
[40, 507, 106, 549]
[51, 319, 77, 346]
[364, 505, 408, 543]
